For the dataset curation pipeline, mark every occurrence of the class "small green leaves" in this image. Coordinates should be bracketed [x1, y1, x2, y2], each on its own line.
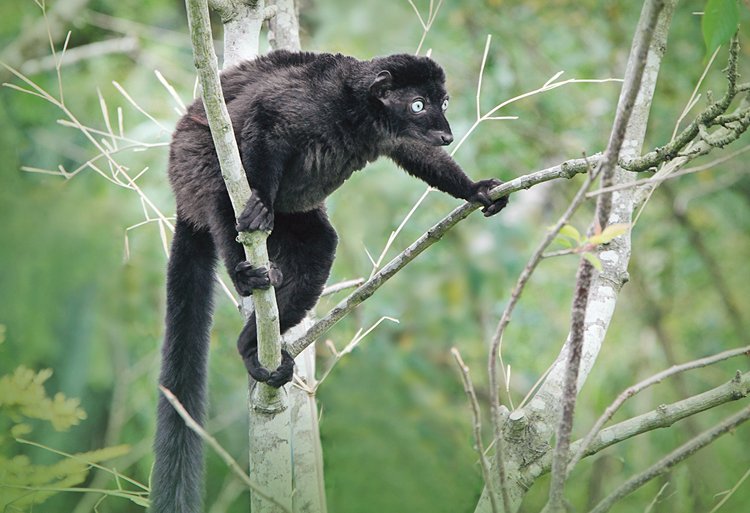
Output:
[702, 0, 739, 54]
[553, 224, 582, 249]
[559, 224, 582, 243]
[0, 366, 87, 431]
[583, 252, 603, 271]
[588, 223, 630, 246]
[548, 223, 631, 269]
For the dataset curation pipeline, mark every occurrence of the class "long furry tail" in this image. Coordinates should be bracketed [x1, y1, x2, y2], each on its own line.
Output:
[151, 218, 216, 513]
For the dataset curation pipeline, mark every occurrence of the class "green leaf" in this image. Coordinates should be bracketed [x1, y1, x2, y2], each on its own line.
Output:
[583, 252, 603, 271]
[702, 0, 739, 54]
[588, 223, 630, 245]
[0, 366, 87, 432]
[11, 423, 32, 437]
[558, 224, 582, 244]
[552, 235, 574, 249]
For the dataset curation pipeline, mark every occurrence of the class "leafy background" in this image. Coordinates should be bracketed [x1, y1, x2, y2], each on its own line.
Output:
[1, 0, 749, 512]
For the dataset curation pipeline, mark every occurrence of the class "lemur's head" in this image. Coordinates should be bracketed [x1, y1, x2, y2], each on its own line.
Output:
[369, 55, 453, 146]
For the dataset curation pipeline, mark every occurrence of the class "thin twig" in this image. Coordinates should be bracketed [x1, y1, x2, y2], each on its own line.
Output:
[588, 404, 750, 513]
[708, 466, 750, 513]
[547, 2, 665, 509]
[408, 0, 444, 55]
[568, 346, 750, 474]
[527, 370, 750, 482]
[20, 37, 138, 75]
[321, 278, 365, 297]
[287, 155, 600, 358]
[158, 386, 291, 512]
[313, 316, 399, 390]
[670, 45, 720, 142]
[451, 348, 500, 513]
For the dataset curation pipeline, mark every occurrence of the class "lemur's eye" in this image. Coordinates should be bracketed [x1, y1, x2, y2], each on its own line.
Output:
[410, 99, 425, 113]
[442, 99, 449, 111]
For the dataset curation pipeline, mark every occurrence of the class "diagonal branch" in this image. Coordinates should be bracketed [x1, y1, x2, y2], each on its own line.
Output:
[568, 345, 750, 473]
[588, 403, 750, 513]
[184, 0, 284, 410]
[547, 3, 666, 509]
[525, 370, 750, 483]
[286, 155, 601, 357]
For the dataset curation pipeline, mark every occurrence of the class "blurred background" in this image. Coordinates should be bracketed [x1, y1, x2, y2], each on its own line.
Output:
[1, 0, 749, 512]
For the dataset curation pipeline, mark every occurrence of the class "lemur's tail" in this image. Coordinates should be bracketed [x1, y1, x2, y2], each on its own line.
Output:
[151, 218, 216, 513]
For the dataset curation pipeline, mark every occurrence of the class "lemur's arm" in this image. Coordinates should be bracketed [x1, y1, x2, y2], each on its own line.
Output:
[236, 113, 289, 232]
[388, 142, 508, 216]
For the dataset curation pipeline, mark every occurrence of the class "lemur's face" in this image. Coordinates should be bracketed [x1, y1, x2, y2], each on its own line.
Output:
[370, 70, 453, 146]
[386, 85, 453, 146]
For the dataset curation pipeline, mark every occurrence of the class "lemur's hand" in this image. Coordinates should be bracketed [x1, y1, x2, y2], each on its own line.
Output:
[469, 179, 508, 217]
[236, 191, 274, 232]
[244, 348, 295, 388]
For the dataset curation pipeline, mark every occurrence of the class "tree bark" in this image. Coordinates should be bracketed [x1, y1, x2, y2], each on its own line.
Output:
[473, 1, 678, 511]
[184, 0, 292, 511]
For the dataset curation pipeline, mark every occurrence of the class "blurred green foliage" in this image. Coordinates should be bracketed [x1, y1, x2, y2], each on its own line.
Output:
[0, 366, 141, 510]
[1, 0, 749, 512]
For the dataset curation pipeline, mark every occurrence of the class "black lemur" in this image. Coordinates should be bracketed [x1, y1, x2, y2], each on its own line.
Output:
[152, 50, 508, 513]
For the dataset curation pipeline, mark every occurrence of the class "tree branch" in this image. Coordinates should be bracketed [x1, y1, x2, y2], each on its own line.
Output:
[547, 2, 665, 509]
[588, 403, 750, 513]
[568, 345, 750, 473]
[525, 370, 750, 483]
[184, 0, 284, 410]
[620, 36, 745, 173]
[159, 386, 291, 512]
[286, 155, 599, 358]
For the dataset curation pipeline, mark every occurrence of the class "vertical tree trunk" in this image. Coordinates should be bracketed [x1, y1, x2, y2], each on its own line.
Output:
[189, 0, 294, 511]
[473, 1, 678, 511]
[266, 1, 329, 510]
[200, 1, 325, 511]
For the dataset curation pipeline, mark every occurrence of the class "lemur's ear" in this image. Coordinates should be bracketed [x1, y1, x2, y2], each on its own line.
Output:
[369, 70, 393, 100]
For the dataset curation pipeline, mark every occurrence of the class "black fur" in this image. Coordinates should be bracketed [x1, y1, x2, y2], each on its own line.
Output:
[152, 50, 507, 513]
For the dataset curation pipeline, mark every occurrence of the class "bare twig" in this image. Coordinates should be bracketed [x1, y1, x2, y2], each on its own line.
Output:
[158, 386, 290, 512]
[527, 370, 750, 482]
[314, 316, 399, 390]
[20, 37, 138, 75]
[568, 346, 750, 473]
[708, 466, 750, 513]
[670, 46, 720, 142]
[321, 278, 366, 297]
[588, 404, 750, 513]
[407, 0, 444, 55]
[451, 348, 500, 513]
[287, 155, 600, 357]
[547, 2, 666, 509]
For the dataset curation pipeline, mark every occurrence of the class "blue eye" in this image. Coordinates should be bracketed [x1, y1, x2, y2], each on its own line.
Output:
[442, 99, 449, 111]
[410, 99, 424, 113]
